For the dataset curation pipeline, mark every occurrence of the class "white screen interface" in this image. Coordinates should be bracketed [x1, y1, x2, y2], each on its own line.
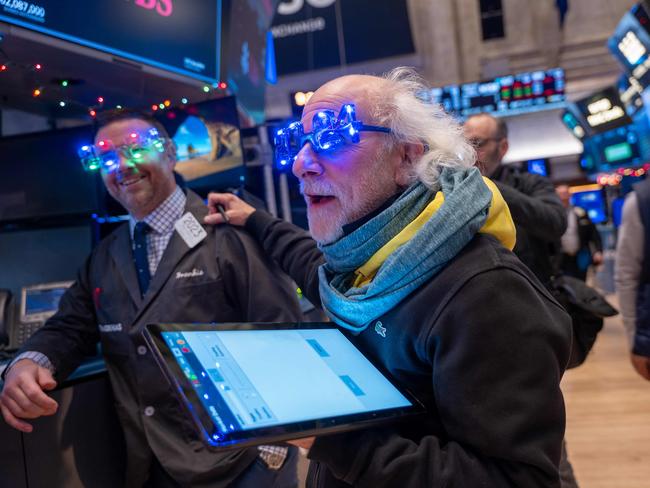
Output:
[161, 329, 412, 435]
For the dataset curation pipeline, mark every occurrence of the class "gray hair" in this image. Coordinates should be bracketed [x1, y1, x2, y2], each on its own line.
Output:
[372, 67, 475, 189]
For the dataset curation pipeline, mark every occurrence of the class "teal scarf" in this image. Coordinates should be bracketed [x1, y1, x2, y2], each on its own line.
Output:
[318, 167, 492, 333]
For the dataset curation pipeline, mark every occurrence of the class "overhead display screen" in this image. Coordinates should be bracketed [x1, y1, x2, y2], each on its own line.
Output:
[617, 74, 645, 116]
[422, 68, 565, 118]
[270, 0, 414, 76]
[574, 87, 632, 134]
[0, 0, 225, 82]
[608, 3, 650, 87]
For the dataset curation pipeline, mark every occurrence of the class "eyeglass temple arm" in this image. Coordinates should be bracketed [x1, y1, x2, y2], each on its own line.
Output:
[358, 124, 391, 133]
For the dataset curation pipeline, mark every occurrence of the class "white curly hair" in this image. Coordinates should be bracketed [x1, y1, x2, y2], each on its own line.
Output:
[370, 67, 476, 189]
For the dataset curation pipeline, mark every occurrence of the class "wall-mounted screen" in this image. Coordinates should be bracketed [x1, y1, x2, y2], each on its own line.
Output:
[527, 159, 550, 177]
[608, 3, 650, 87]
[580, 125, 641, 174]
[0, 126, 99, 223]
[574, 87, 632, 134]
[270, 0, 415, 76]
[617, 74, 645, 116]
[422, 68, 565, 118]
[0, 0, 227, 83]
[561, 109, 588, 139]
[156, 96, 244, 195]
[571, 189, 607, 224]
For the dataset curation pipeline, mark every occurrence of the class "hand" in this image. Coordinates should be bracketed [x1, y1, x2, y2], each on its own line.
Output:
[0, 359, 58, 433]
[630, 353, 650, 381]
[204, 192, 256, 227]
[592, 251, 604, 266]
[287, 436, 315, 451]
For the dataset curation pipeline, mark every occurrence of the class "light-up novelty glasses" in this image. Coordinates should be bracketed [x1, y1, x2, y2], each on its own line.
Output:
[274, 104, 391, 168]
[78, 127, 166, 172]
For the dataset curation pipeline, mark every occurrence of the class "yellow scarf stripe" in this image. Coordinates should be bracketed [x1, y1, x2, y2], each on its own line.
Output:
[353, 177, 516, 288]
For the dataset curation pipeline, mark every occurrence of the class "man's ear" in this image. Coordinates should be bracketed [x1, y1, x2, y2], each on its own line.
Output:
[498, 138, 509, 160]
[395, 143, 424, 186]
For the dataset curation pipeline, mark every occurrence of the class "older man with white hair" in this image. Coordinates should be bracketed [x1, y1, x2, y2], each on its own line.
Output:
[206, 68, 572, 487]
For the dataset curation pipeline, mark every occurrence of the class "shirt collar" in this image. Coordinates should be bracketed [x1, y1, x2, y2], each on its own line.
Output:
[129, 186, 186, 238]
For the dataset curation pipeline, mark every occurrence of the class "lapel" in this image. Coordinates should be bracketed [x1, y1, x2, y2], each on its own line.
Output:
[109, 224, 144, 308]
[134, 190, 209, 323]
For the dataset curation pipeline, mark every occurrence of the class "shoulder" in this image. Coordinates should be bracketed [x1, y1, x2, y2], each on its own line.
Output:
[209, 223, 266, 258]
[432, 234, 561, 313]
[90, 222, 129, 256]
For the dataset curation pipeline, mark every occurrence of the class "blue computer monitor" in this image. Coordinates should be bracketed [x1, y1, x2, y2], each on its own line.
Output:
[527, 159, 550, 177]
[571, 189, 607, 224]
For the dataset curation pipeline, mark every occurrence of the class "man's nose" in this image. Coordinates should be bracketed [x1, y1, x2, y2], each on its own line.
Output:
[115, 152, 134, 173]
[292, 144, 323, 179]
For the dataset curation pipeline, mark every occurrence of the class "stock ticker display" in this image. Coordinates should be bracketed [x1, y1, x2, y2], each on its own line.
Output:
[422, 68, 566, 118]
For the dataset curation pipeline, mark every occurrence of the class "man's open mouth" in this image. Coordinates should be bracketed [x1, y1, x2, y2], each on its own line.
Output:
[306, 194, 335, 205]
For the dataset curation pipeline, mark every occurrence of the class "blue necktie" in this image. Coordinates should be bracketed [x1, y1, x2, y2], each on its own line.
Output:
[133, 222, 151, 296]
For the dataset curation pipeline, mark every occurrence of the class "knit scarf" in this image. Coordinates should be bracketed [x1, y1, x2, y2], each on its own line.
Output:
[318, 166, 514, 333]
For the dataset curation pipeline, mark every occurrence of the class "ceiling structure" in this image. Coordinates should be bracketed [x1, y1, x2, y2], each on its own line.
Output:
[0, 22, 227, 121]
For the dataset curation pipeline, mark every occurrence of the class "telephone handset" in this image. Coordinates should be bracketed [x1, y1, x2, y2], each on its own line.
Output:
[0, 288, 45, 352]
[0, 289, 12, 347]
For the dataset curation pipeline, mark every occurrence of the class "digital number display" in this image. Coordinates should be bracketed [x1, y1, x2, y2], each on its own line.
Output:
[422, 69, 565, 118]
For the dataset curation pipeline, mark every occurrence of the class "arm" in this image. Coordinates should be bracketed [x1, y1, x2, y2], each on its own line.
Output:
[309, 269, 570, 487]
[614, 194, 650, 379]
[205, 192, 324, 306]
[244, 211, 324, 305]
[615, 194, 644, 349]
[1, 256, 99, 432]
[493, 174, 566, 241]
[217, 226, 305, 322]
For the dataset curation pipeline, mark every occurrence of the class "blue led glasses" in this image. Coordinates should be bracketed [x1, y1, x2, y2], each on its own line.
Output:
[78, 127, 166, 172]
[274, 104, 391, 168]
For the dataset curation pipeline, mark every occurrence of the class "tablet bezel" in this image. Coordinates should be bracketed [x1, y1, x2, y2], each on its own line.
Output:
[143, 322, 425, 451]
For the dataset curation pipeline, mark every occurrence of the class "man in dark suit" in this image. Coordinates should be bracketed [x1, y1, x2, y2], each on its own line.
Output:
[0, 113, 302, 488]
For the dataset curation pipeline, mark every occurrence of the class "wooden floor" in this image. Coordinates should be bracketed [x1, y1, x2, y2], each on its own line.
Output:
[562, 296, 650, 488]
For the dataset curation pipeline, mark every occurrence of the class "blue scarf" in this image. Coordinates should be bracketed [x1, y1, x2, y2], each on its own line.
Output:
[318, 167, 492, 333]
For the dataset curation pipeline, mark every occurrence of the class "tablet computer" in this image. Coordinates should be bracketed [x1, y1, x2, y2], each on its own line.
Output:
[143, 322, 424, 451]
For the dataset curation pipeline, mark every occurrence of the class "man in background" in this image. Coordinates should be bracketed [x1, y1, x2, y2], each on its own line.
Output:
[0, 113, 302, 488]
[556, 184, 603, 281]
[463, 113, 567, 287]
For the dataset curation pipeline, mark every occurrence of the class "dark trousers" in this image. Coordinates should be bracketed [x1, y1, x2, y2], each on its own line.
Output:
[145, 447, 299, 488]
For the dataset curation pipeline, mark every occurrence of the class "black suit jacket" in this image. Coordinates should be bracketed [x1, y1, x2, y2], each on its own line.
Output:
[19, 190, 303, 488]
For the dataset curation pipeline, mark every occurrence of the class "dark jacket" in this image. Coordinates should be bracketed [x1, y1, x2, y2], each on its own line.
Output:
[491, 165, 567, 286]
[245, 211, 572, 488]
[18, 191, 302, 488]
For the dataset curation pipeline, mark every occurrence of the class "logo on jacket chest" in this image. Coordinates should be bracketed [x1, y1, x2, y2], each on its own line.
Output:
[175, 268, 205, 280]
[99, 323, 123, 333]
[374, 321, 387, 338]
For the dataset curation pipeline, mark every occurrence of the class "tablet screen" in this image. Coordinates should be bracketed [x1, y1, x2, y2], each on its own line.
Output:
[146, 324, 422, 449]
